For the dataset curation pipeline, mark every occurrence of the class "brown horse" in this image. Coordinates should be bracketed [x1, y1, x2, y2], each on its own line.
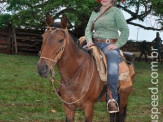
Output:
[37, 14, 135, 122]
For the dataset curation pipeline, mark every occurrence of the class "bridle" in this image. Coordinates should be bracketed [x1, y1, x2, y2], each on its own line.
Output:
[40, 27, 68, 65]
[39, 27, 94, 105]
[40, 27, 69, 81]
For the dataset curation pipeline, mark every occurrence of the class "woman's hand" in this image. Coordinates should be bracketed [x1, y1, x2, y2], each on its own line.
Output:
[106, 44, 118, 50]
[87, 41, 94, 47]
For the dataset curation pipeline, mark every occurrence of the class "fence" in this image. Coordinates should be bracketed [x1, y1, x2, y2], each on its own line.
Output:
[0, 29, 11, 54]
[0, 28, 43, 55]
[0, 28, 162, 55]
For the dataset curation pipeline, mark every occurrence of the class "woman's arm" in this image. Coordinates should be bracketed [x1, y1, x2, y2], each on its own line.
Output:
[115, 8, 129, 48]
[85, 12, 94, 43]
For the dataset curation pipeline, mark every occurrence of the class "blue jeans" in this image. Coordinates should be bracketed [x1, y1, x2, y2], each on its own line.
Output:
[95, 42, 119, 101]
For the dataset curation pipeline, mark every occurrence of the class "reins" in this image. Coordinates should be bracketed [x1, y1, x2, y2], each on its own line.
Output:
[60, 55, 87, 87]
[40, 27, 94, 105]
[52, 57, 94, 105]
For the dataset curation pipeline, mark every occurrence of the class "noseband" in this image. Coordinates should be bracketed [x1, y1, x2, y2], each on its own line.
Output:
[40, 45, 64, 64]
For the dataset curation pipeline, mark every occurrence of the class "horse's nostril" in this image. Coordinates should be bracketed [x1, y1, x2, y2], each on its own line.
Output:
[37, 63, 49, 77]
[41, 65, 48, 73]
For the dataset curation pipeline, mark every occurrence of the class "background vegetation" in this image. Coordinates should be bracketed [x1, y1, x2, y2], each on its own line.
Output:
[0, 0, 163, 37]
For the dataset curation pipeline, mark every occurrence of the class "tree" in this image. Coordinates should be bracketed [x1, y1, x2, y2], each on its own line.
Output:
[117, 0, 163, 31]
[0, 0, 163, 36]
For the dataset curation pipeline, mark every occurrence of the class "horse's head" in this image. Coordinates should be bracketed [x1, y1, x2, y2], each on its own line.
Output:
[37, 13, 68, 77]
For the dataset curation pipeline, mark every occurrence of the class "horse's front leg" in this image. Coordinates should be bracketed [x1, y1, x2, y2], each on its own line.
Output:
[82, 102, 94, 122]
[64, 104, 76, 122]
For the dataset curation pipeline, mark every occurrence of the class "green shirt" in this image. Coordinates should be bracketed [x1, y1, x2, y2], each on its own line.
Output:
[85, 7, 129, 48]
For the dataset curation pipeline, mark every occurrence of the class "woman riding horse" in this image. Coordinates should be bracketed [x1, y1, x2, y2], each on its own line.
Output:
[37, 12, 134, 122]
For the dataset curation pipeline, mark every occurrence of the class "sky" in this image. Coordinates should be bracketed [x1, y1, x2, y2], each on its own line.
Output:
[128, 24, 163, 42]
[123, 10, 163, 42]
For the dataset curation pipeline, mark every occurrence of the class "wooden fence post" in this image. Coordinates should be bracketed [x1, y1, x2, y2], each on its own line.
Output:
[7, 28, 12, 54]
[12, 28, 17, 54]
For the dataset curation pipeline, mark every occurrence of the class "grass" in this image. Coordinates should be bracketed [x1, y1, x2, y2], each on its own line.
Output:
[0, 53, 163, 122]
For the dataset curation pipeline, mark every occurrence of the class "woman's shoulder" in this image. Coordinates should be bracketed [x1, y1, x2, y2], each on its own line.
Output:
[111, 7, 123, 15]
[111, 7, 121, 12]
[91, 11, 98, 16]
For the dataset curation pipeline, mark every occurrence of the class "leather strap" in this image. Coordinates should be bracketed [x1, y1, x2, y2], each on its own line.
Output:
[93, 38, 117, 44]
[91, 6, 112, 32]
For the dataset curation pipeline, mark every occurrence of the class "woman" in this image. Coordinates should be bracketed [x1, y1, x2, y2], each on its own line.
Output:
[85, 0, 129, 113]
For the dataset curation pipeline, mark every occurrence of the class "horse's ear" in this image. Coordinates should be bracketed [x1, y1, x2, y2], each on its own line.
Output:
[46, 13, 54, 27]
[60, 15, 68, 29]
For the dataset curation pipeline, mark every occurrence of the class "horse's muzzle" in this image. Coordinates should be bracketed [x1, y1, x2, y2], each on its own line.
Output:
[37, 62, 50, 77]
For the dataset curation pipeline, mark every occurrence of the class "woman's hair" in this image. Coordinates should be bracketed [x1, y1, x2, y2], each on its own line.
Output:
[94, 0, 117, 12]
[112, 0, 117, 6]
[94, 4, 102, 12]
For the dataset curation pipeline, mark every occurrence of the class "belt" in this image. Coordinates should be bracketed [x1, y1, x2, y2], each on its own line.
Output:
[93, 38, 117, 44]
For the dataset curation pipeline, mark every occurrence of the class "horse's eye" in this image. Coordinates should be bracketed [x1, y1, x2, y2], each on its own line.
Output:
[59, 39, 64, 43]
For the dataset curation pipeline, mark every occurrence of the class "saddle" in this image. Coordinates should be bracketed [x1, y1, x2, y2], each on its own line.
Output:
[79, 36, 135, 82]
[88, 46, 134, 82]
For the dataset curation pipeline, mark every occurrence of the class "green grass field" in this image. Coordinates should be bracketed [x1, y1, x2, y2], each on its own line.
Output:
[0, 53, 162, 122]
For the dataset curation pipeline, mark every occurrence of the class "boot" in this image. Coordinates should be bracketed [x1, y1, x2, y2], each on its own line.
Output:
[107, 99, 119, 113]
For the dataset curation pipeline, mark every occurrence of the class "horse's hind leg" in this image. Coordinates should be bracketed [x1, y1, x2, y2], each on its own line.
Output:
[64, 104, 76, 122]
[115, 106, 127, 122]
[116, 86, 132, 122]
[82, 102, 94, 122]
[110, 113, 115, 122]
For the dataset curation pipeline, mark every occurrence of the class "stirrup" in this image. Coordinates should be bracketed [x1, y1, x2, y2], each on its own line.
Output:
[107, 99, 119, 113]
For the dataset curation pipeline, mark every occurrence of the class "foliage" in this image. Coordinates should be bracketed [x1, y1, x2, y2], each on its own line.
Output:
[117, 0, 163, 30]
[151, 0, 163, 25]
[0, 53, 163, 121]
[0, 0, 163, 33]
[152, 0, 163, 15]
[0, 14, 11, 28]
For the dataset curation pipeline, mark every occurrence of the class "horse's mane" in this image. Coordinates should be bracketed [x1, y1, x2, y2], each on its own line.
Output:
[50, 23, 89, 53]
[68, 32, 90, 54]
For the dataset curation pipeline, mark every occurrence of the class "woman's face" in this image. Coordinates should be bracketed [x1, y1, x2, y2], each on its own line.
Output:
[101, 0, 112, 7]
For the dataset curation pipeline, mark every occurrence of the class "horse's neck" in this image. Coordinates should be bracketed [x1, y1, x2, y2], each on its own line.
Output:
[57, 36, 87, 81]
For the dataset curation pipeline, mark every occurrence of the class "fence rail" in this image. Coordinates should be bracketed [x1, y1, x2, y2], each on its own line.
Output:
[0, 28, 162, 55]
[0, 29, 11, 54]
[0, 28, 43, 55]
